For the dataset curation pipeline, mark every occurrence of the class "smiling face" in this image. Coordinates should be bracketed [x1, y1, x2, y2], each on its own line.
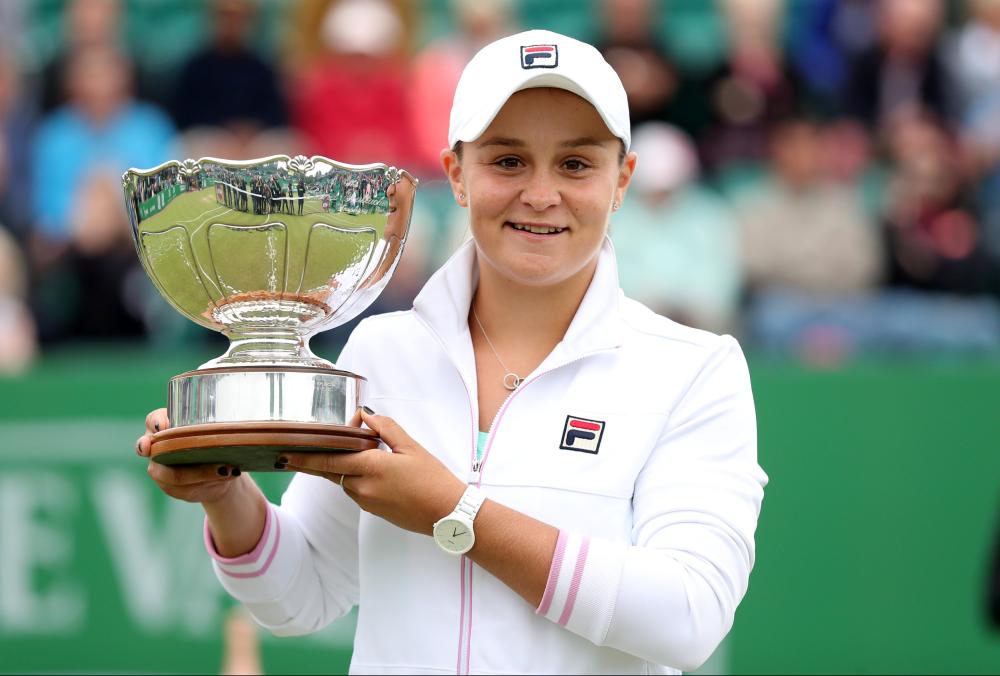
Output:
[443, 87, 636, 289]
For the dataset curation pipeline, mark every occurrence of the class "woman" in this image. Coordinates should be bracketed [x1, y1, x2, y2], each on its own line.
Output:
[137, 29, 766, 675]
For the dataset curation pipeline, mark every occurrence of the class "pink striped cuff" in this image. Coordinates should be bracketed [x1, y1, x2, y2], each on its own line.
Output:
[537, 531, 568, 616]
[536, 531, 590, 626]
[204, 503, 281, 578]
[558, 537, 590, 626]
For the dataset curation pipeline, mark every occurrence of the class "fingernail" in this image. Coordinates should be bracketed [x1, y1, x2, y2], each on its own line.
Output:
[274, 462, 286, 471]
[276, 456, 288, 464]
[217, 466, 229, 476]
[231, 468, 242, 477]
[362, 405, 375, 415]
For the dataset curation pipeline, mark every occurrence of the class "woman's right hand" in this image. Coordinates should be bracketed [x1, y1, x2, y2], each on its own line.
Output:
[135, 407, 241, 505]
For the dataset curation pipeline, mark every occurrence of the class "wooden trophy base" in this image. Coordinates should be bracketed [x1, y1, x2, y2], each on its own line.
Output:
[149, 422, 380, 472]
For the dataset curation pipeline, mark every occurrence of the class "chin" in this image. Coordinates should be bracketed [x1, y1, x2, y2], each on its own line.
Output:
[500, 255, 584, 287]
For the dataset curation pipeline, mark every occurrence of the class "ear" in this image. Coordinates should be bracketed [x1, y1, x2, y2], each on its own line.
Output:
[440, 148, 468, 208]
[614, 151, 638, 209]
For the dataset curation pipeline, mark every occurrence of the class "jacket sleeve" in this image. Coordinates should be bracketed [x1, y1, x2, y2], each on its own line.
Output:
[535, 336, 767, 671]
[206, 335, 366, 635]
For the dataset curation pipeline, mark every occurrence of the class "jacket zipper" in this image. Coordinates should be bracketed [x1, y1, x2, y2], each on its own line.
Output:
[458, 348, 616, 674]
[413, 315, 479, 676]
[415, 314, 616, 674]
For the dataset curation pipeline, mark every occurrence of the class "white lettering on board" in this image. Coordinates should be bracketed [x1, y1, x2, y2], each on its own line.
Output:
[92, 471, 222, 635]
[0, 473, 85, 633]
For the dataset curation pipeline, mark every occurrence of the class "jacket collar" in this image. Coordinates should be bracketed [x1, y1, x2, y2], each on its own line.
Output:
[412, 237, 624, 383]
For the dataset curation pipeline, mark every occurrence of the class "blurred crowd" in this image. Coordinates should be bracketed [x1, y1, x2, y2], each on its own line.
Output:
[2, 0, 1000, 374]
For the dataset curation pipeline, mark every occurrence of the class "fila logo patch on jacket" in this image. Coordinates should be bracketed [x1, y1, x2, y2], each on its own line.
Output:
[559, 415, 605, 454]
[521, 44, 558, 69]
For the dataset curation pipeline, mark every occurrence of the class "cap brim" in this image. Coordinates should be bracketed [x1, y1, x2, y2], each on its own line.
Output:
[452, 72, 628, 149]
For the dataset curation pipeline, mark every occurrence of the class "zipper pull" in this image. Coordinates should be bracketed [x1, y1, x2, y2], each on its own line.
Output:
[469, 460, 481, 484]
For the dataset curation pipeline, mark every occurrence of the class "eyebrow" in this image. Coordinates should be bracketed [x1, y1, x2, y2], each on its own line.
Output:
[476, 136, 610, 149]
[477, 136, 525, 148]
[558, 136, 608, 149]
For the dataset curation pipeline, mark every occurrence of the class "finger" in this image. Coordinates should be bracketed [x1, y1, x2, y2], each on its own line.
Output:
[359, 411, 412, 451]
[282, 449, 378, 477]
[136, 435, 150, 457]
[283, 465, 328, 481]
[148, 461, 239, 486]
[347, 407, 363, 428]
[145, 408, 170, 434]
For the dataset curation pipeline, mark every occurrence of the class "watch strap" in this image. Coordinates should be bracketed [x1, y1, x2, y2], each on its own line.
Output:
[454, 485, 486, 522]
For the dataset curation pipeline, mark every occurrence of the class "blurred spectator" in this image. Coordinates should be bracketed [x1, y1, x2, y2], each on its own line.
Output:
[831, 0, 881, 60]
[32, 45, 174, 243]
[38, 0, 128, 113]
[739, 117, 882, 296]
[0, 48, 35, 240]
[950, 0, 1000, 273]
[701, 0, 802, 174]
[612, 123, 741, 333]
[820, 117, 885, 219]
[594, 0, 710, 138]
[785, 0, 849, 110]
[410, 0, 513, 175]
[0, 2, 29, 61]
[283, 0, 417, 72]
[0, 226, 37, 374]
[32, 170, 148, 342]
[845, 0, 951, 129]
[170, 0, 287, 141]
[5, 0, 999, 362]
[737, 117, 881, 360]
[880, 109, 995, 295]
[949, 0, 1000, 110]
[288, 0, 416, 167]
[30, 44, 174, 341]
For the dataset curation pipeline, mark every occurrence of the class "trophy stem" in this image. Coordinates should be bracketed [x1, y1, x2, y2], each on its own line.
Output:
[202, 328, 333, 369]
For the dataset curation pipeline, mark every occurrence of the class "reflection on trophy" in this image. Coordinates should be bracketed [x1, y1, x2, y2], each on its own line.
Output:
[122, 155, 417, 471]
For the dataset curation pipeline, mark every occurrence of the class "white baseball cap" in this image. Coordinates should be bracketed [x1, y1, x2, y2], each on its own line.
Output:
[448, 29, 631, 151]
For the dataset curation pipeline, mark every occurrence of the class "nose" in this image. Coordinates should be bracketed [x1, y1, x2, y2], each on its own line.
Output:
[520, 168, 560, 211]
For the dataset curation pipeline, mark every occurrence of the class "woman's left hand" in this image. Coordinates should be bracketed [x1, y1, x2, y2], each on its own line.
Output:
[281, 410, 467, 535]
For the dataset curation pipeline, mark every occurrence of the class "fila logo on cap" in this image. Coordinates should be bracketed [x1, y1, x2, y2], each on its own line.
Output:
[521, 44, 558, 69]
[559, 415, 605, 454]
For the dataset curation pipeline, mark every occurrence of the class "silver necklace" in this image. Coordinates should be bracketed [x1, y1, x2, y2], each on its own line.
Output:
[472, 306, 523, 390]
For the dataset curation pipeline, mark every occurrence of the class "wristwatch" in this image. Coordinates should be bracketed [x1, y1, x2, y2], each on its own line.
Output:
[433, 486, 486, 555]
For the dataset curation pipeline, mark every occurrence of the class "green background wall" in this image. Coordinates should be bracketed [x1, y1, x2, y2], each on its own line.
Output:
[1, 347, 998, 673]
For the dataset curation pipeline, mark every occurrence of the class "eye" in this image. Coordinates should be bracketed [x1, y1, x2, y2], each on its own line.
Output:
[494, 156, 523, 170]
[563, 158, 591, 172]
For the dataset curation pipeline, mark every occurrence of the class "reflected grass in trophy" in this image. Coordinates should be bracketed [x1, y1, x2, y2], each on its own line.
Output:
[122, 155, 417, 471]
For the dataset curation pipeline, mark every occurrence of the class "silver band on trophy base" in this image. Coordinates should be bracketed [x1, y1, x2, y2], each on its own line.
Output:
[122, 155, 417, 471]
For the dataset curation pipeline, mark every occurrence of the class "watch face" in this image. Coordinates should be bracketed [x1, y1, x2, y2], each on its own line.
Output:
[434, 518, 473, 554]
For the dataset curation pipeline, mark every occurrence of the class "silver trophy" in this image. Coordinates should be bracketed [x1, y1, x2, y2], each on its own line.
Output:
[122, 155, 417, 471]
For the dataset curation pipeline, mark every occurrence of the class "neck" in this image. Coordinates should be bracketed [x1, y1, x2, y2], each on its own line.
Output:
[471, 251, 598, 351]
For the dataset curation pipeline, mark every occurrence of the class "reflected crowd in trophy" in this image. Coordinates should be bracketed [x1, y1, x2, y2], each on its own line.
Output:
[2, 0, 1000, 377]
[203, 166, 391, 217]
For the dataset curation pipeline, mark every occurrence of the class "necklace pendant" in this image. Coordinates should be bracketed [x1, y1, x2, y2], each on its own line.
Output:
[503, 372, 523, 391]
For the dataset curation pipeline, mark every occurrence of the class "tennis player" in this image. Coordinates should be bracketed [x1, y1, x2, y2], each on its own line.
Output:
[137, 29, 767, 675]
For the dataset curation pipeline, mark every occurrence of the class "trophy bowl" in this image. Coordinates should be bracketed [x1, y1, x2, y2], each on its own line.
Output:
[122, 154, 417, 471]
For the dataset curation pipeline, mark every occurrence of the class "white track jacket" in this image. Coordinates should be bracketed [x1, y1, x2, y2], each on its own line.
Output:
[207, 239, 768, 674]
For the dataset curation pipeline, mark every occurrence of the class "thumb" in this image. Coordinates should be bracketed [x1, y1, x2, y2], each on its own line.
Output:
[360, 410, 414, 452]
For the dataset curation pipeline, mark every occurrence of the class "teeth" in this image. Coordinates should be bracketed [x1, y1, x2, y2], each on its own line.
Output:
[510, 223, 564, 234]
